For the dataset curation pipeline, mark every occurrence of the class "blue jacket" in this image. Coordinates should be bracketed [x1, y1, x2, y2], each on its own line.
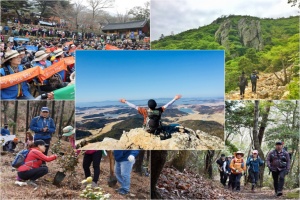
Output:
[1, 128, 10, 136]
[246, 156, 264, 172]
[114, 150, 139, 162]
[32, 60, 52, 84]
[0, 65, 32, 99]
[30, 116, 56, 140]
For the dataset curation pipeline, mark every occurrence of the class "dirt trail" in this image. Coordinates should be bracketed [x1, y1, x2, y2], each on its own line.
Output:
[226, 67, 292, 100]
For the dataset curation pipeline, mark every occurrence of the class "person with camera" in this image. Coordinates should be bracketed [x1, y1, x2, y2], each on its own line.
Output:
[267, 141, 291, 197]
[30, 107, 56, 158]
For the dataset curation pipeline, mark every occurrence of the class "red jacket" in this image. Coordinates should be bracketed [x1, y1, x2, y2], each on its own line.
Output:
[18, 148, 57, 172]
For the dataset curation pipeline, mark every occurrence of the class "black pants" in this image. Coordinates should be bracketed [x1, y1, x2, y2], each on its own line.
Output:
[251, 82, 257, 92]
[227, 173, 233, 188]
[231, 173, 242, 190]
[272, 170, 286, 193]
[249, 170, 259, 185]
[41, 138, 51, 156]
[220, 171, 227, 186]
[239, 86, 246, 96]
[83, 151, 102, 183]
[18, 167, 48, 181]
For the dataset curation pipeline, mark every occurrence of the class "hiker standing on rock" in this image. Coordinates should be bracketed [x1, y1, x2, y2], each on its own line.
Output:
[216, 154, 227, 187]
[238, 72, 248, 99]
[250, 70, 259, 93]
[30, 107, 56, 158]
[119, 95, 182, 135]
[230, 151, 246, 192]
[246, 150, 264, 191]
[267, 141, 290, 197]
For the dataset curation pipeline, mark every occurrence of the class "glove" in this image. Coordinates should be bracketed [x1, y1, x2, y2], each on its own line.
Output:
[128, 155, 135, 162]
[235, 169, 239, 173]
[250, 158, 253, 161]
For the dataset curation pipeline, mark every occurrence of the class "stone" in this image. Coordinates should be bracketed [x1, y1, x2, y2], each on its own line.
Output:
[257, 90, 268, 99]
[281, 91, 290, 100]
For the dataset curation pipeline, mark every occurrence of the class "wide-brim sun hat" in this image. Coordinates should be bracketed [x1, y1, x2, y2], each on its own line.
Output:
[33, 50, 49, 61]
[236, 151, 244, 157]
[53, 49, 64, 57]
[3, 50, 20, 63]
[62, 125, 75, 136]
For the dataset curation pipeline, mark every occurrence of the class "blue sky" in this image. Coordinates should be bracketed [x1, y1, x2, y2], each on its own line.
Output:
[76, 50, 224, 102]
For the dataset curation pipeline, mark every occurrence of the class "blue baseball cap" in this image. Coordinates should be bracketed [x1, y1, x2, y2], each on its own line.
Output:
[41, 107, 49, 112]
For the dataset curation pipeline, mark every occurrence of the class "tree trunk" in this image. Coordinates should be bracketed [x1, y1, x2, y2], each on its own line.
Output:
[134, 150, 145, 173]
[151, 150, 167, 199]
[205, 150, 215, 179]
[58, 101, 65, 138]
[13, 100, 18, 135]
[66, 107, 75, 126]
[258, 101, 271, 146]
[2, 101, 9, 125]
[26, 101, 30, 131]
[51, 101, 55, 119]
[169, 150, 190, 172]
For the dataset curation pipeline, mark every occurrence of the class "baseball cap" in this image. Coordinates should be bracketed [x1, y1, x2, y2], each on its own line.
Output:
[34, 140, 49, 146]
[41, 107, 49, 112]
[276, 141, 283, 145]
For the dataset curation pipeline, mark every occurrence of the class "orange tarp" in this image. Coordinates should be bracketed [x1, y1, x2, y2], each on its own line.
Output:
[105, 44, 120, 50]
[38, 60, 67, 81]
[0, 67, 43, 89]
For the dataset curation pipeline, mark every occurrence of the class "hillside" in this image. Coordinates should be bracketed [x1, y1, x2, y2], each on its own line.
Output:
[151, 15, 299, 99]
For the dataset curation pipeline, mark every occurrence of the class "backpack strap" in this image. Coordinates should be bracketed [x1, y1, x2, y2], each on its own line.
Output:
[2, 66, 10, 76]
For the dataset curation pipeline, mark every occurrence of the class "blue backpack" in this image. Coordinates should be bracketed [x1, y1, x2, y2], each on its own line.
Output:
[11, 149, 30, 168]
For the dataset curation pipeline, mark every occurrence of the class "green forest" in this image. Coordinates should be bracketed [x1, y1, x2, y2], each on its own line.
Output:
[151, 15, 299, 98]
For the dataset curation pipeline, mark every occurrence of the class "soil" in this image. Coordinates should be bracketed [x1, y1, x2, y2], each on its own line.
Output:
[0, 137, 150, 200]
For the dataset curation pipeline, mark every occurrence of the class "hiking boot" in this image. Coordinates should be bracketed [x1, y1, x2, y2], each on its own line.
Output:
[118, 189, 129, 195]
[251, 184, 255, 191]
[27, 180, 38, 188]
[277, 191, 283, 196]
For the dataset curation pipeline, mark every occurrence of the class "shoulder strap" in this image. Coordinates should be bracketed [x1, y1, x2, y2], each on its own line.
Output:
[3, 66, 10, 76]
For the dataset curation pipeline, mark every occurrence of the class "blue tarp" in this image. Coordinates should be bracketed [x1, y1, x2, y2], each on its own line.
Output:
[24, 45, 38, 51]
[14, 37, 30, 42]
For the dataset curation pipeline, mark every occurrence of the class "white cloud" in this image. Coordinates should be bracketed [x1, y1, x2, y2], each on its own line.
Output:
[151, 0, 299, 41]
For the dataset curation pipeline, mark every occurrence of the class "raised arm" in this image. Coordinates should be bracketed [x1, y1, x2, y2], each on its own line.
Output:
[120, 99, 138, 110]
[162, 94, 182, 110]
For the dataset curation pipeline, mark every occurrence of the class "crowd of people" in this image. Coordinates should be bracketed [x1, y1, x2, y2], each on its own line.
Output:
[216, 141, 291, 197]
[1, 107, 140, 195]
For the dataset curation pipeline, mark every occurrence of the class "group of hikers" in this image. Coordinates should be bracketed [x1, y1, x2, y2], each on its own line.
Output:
[238, 70, 259, 99]
[216, 141, 291, 197]
[1, 107, 140, 195]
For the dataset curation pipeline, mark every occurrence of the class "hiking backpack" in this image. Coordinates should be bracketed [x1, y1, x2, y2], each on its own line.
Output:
[250, 74, 257, 82]
[233, 158, 245, 168]
[146, 109, 162, 133]
[239, 76, 247, 87]
[12, 149, 30, 168]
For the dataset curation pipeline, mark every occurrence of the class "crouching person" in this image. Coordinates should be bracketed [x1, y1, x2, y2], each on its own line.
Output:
[17, 140, 57, 188]
[113, 150, 139, 195]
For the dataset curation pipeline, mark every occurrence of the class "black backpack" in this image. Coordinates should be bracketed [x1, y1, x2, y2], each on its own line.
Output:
[145, 109, 162, 134]
[239, 76, 247, 86]
[251, 74, 257, 82]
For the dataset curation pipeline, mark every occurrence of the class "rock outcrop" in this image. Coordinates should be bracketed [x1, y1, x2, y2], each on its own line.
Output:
[237, 18, 263, 50]
[215, 18, 263, 52]
[80, 128, 224, 150]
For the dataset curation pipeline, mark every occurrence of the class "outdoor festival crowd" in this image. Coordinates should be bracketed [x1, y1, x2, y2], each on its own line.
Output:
[0, 21, 150, 100]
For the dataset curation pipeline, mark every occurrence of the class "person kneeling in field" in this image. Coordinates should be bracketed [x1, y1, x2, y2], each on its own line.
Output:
[17, 140, 57, 188]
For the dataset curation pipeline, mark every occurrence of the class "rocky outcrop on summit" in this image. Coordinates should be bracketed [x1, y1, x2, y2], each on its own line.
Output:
[215, 19, 232, 50]
[79, 128, 224, 150]
[215, 18, 263, 51]
[237, 18, 263, 50]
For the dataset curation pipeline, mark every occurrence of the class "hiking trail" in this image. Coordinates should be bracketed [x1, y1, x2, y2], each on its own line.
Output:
[226, 66, 293, 100]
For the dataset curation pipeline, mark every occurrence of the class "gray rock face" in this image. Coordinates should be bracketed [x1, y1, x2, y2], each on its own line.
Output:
[80, 128, 224, 150]
[215, 19, 232, 50]
[237, 18, 263, 50]
[215, 18, 263, 52]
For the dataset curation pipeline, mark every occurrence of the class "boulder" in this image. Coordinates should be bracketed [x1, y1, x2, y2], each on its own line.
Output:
[80, 128, 224, 150]
[257, 90, 269, 99]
